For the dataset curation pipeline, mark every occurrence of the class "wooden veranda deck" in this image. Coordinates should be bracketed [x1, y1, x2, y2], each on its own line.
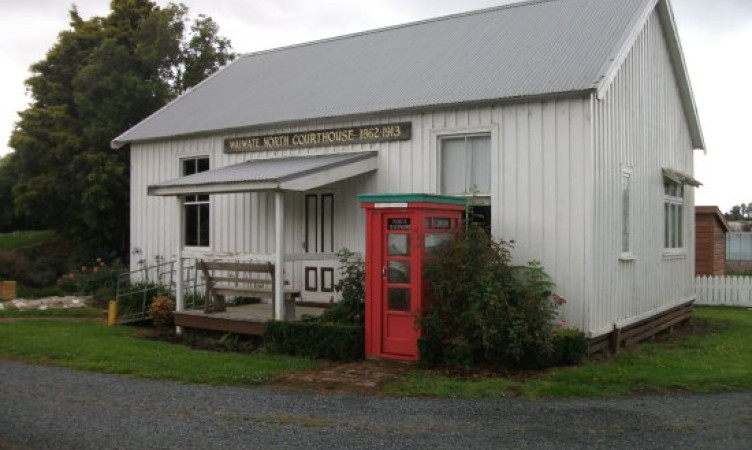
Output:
[174, 302, 326, 336]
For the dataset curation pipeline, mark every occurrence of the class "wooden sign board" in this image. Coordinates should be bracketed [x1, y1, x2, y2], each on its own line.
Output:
[225, 122, 411, 153]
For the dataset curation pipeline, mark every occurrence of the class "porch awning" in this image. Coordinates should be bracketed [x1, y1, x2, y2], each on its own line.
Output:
[148, 152, 377, 196]
[662, 167, 702, 187]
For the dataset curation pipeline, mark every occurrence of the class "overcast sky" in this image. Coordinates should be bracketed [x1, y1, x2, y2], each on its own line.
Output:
[0, 0, 750, 211]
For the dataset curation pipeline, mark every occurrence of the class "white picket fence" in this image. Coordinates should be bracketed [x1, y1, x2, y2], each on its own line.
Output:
[695, 276, 752, 307]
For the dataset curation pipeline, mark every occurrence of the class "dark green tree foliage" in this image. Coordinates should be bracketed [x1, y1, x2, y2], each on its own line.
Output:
[0, 154, 32, 231]
[421, 225, 564, 369]
[6, 1, 234, 253]
[726, 204, 752, 221]
[179, 14, 234, 92]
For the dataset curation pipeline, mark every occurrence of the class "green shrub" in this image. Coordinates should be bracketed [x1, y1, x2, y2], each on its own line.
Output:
[0, 249, 65, 287]
[183, 290, 206, 309]
[318, 248, 365, 325]
[115, 280, 174, 319]
[0, 235, 72, 288]
[553, 327, 588, 366]
[420, 224, 565, 369]
[264, 321, 364, 361]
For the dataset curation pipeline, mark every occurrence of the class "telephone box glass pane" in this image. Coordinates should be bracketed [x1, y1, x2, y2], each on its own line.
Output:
[425, 233, 451, 251]
[388, 260, 410, 283]
[388, 234, 409, 256]
[388, 288, 410, 311]
[432, 217, 452, 229]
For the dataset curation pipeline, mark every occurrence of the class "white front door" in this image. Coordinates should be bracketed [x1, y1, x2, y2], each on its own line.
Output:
[302, 191, 338, 303]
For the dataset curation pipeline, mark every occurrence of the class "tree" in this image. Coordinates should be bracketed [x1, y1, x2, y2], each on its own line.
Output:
[725, 203, 752, 221]
[0, 153, 39, 232]
[5, 1, 235, 255]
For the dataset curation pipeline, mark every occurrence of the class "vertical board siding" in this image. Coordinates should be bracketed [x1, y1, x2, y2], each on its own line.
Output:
[695, 276, 752, 307]
[590, 10, 696, 336]
[131, 97, 592, 325]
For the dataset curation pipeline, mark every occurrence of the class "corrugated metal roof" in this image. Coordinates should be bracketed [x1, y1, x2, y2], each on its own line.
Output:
[114, 0, 655, 146]
[148, 152, 376, 195]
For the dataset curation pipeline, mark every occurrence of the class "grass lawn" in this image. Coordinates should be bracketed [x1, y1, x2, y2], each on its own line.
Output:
[386, 307, 752, 398]
[0, 320, 319, 385]
[0, 230, 57, 251]
[0, 308, 103, 318]
[0, 307, 749, 396]
[14, 284, 69, 299]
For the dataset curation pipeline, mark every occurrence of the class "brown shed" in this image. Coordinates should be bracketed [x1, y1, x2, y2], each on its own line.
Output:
[695, 206, 730, 276]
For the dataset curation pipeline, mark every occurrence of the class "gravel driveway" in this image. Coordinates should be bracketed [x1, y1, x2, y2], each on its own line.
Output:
[1, 359, 749, 449]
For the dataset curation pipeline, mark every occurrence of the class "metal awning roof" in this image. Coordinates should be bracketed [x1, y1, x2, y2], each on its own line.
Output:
[148, 152, 377, 196]
[662, 167, 702, 187]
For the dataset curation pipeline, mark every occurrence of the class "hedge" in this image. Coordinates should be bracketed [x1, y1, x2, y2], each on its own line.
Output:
[419, 327, 587, 369]
[264, 321, 364, 361]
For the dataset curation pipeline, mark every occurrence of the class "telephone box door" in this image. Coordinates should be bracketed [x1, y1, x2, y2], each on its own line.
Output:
[380, 213, 420, 357]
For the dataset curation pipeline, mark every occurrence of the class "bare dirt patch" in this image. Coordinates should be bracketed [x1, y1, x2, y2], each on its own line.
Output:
[272, 359, 413, 395]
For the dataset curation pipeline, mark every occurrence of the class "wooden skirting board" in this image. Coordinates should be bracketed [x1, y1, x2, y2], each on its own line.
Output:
[588, 301, 694, 356]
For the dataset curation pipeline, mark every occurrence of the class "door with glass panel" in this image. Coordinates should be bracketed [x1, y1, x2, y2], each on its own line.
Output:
[381, 213, 419, 356]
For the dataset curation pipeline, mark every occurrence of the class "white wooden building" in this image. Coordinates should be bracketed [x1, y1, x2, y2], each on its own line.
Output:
[113, 0, 704, 339]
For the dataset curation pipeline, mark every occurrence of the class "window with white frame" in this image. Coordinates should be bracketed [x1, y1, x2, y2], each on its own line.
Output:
[181, 157, 210, 247]
[440, 134, 491, 232]
[663, 177, 684, 250]
[621, 166, 632, 255]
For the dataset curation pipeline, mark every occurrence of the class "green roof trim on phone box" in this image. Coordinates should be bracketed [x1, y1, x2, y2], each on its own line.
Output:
[357, 193, 467, 205]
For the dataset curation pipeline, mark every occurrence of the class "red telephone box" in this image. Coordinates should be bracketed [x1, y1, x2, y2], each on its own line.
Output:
[359, 194, 465, 361]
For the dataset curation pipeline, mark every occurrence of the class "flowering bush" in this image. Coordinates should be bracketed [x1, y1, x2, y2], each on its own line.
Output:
[57, 257, 124, 301]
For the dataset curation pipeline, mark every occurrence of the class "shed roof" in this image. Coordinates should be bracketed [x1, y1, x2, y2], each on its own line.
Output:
[113, 0, 703, 150]
[696, 206, 731, 232]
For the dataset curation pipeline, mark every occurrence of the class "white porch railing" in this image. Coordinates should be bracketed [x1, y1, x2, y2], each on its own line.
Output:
[695, 275, 752, 307]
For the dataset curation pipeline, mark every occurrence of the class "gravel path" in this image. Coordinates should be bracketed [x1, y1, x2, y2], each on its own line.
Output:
[1, 359, 750, 450]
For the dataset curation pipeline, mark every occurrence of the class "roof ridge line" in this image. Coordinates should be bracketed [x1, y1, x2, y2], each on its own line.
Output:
[238, 0, 561, 59]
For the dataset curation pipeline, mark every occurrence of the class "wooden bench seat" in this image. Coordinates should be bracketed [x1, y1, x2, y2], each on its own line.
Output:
[197, 260, 301, 320]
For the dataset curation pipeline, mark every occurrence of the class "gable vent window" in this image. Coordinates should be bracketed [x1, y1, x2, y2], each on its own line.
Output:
[182, 157, 210, 247]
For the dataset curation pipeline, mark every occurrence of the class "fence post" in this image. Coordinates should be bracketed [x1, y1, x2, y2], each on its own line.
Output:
[108, 300, 118, 326]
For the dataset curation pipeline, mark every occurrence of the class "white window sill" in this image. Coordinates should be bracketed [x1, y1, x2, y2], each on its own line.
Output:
[662, 250, 685, 260]
[181, 247, 212, 257]
[619, 253, 636, 261]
